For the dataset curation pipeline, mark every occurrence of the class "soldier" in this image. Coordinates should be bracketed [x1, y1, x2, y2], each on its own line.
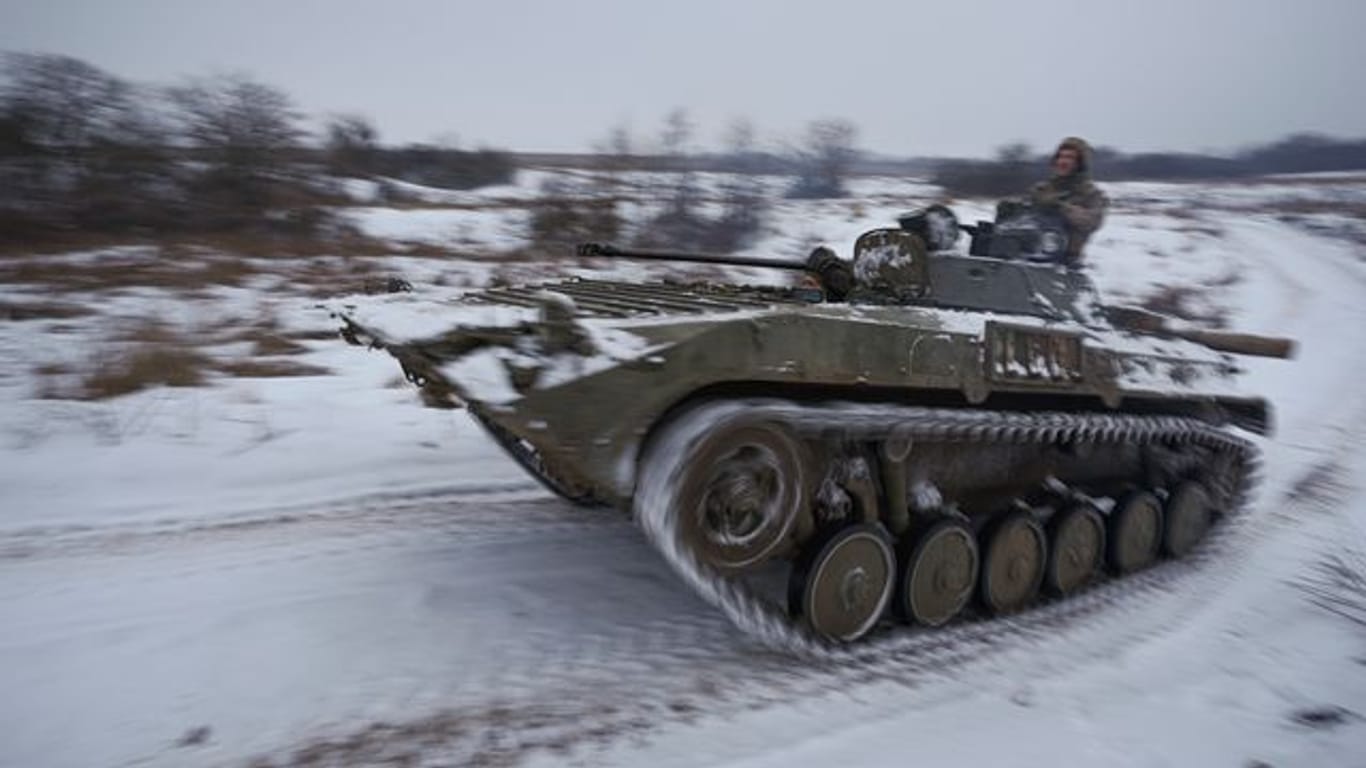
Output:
[999, 137, 1109, 264]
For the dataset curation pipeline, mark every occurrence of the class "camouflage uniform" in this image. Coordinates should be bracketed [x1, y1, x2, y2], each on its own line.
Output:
[1029, 137, 1108, 263]
[999, 137, 1109, 264]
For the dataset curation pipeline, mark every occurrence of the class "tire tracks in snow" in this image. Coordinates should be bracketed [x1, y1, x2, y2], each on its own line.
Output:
[0, 482, 556, 561]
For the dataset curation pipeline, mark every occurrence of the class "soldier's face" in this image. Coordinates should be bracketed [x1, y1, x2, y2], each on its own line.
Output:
[1053, 149, 1079, 176]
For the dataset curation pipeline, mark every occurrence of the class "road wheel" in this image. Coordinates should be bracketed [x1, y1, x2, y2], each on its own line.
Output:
[1045, 504, 1105, 595]
[979, 512, 1047, 615]
[790, 523, 896, 643]
[898, 519, 979, 627]
[1108, 491, 1163, 574]
[1163, 481, 1212, 558]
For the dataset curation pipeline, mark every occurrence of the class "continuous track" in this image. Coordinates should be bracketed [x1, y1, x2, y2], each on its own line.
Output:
[634, 399, 1259, 658]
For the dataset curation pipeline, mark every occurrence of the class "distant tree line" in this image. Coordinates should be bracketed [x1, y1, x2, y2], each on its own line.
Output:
[532, 111, 771, 253]
[0, 52, 514, 244]
[526, 112, 866, 254]
[322, 114, 514, 191]
[8, 50, 1361, 249]
[1098, 134, 1366, 179]
[934, 134, 1366, 198]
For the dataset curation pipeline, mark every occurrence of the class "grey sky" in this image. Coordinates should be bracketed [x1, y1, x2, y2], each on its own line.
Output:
[3, 0, 1363, 157]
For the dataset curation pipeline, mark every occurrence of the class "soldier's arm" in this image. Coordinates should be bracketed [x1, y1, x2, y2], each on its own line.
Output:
[1059, 187, 1108, 236]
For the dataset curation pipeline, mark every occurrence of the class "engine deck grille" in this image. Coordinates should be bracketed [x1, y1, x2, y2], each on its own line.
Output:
[466, 278, 804, 318]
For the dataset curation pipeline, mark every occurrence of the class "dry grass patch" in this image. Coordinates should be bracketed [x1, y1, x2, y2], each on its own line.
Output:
[0, 251, 262, 293]
[287, 328, 345, 342]
[351, 199, 516, 212]
[79, 346, 214, 400]
[250, 334, 310, 356]
[1, 230, 530, 302]
[0, 231, 429, 296]
[216, 360, 331, 378]
[112, 320, 185, 345]
[1268, 199, 1366, 218]
[270, 256, 410, 299]
[33, 362, 76, 377]
[214, 318, 314, 356]
[1236, 174, 1366, 188]
[30, 319, 215, 400]
[0, 299, 96, 321]
[1140, 284, 1229, 327]
[0, 233, 162, 257]
[32, 316, 338, 400]
[1170, 224, 1226, 238]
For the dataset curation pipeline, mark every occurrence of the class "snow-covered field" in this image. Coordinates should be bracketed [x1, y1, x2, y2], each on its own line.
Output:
[1, 170, 1364, 767]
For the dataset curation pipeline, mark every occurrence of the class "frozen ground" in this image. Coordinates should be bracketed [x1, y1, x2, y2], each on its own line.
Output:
[1, 170, 1364, 767]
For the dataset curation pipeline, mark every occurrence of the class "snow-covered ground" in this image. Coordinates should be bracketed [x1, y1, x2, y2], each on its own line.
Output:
[1, 170, 1364, 767]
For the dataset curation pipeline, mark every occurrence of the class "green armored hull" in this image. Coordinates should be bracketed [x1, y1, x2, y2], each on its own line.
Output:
[339, 224, 1288, 647]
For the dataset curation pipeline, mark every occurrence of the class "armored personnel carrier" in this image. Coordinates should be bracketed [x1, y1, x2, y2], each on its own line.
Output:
[337, 206, 1291, 647]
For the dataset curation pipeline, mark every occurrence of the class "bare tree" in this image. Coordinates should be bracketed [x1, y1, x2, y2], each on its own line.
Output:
[591, 121, 634, 198]
[529, 122, 631, 250]
[658, 107, 696, 190]
[636, 108, 709, 249]
[162, 73, 341, 234]
[995, 142, 1033, 165]
[606, 123, 633, 158]
[169, 74, 303, 185]
[1, 53, 138, 153]
[324, 113, 379, 176]
[1, 53, 176, 235]
[722, 118, 755, 161]
[715, 116, 767, 249]
[0, 52, 168, 172]
[787, 118, 858, 199]
[660, 108, 693, 159]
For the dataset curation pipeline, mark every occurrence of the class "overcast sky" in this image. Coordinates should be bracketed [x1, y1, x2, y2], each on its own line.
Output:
[3, 0, 1363, 157]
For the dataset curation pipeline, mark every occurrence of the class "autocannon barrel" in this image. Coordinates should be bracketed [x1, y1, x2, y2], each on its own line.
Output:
[576, 242, 809, 272]
[1105, 306, 1296, 359]
[1163, 328, 1296, 359]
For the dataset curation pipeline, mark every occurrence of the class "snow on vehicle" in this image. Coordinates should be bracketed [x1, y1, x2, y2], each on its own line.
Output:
[335, 205, 1293, 647]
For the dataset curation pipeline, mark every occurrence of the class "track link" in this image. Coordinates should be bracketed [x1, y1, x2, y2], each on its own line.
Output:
[634, 399, 1259, 658]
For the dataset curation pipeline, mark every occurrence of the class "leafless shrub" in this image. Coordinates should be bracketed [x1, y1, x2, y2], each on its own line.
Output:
[786, 118, 858, 199]
[528, 186, 623, 251]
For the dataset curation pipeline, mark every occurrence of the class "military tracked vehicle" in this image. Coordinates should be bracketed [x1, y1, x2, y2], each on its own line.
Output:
[337, 205, 1292, 647]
